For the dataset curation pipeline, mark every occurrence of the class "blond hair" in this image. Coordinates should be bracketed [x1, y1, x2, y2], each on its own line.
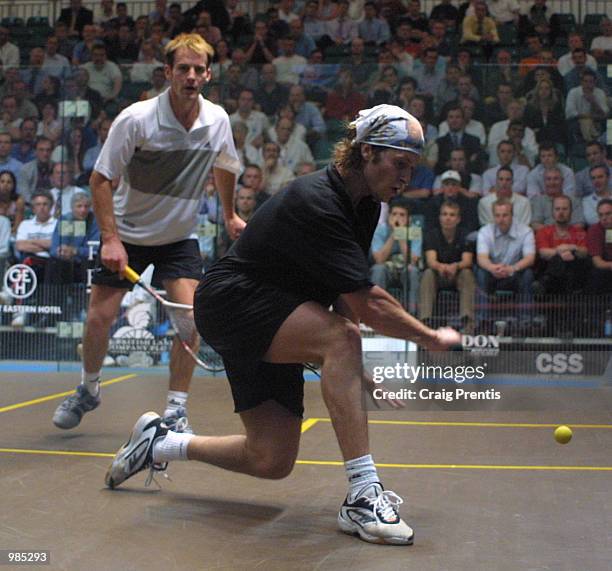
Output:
[333, 124, 383, 172]
[165, 33, 214, 67]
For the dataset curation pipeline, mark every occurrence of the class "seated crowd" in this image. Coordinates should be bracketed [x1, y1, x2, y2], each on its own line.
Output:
[0, 0, 610, 333]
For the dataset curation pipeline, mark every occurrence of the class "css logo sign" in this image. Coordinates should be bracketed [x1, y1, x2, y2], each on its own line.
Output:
[3, 264, 38, 300]
[535, 353, 583, 374]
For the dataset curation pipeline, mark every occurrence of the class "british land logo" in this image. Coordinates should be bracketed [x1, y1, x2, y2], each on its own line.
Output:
[3, 264, 38, 300]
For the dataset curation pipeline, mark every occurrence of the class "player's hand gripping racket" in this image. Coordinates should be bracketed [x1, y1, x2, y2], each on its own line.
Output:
[123, 265, 224, 372]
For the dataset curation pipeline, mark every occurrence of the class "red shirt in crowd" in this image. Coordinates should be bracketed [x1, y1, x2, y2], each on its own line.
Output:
[536, 224, 587, 251]
[587, 222, 612, 261]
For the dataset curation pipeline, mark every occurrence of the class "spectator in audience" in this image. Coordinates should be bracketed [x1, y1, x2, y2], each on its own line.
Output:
[583, 165, 612, 226]
[485, 50, 520, 100]
[325, 67, 367, 121]
[429, 168, 480, 233]
[273, 36, 307, 85]
[0, 169, 25, 233]
[52, 126, 87, 185]
[557, 32, 598, 77]
[18, 137, 54, 203]
[484, 81, 514, 127]
[368, 65, 400, 106]
[428, 19, 454, 57]
[12, 119, 37, 164]
[345, 37, 377, 90]
[83, 117, 111, 175]
[526, 142, 576, 198]
[194, 10, 221, 46]
[266, 5, 291, 38]
[48, 161, 88, 217]
[359, 1, 391, 45]
[434, 64, 461, 115]
[20, 48, 48, 97]
[253, 64, 287, 118]
[0, 27, 20, 69]
[81, 43, 123, 103]
[229, 89, 269, 149]
[523, 77, 566, 145]
[287, 84, 326, 145]
[487, 0, 520, 27]
[303, 0, 328, 45]
[575, 142, 611, 198]
[274, 117, 314, 174]
[57, 0, 94, 38]
[148, 0, 168, 24]
[289, 18, 316, 59]
[53, 21, 77, 59]
[563, 48, 607, 93]
[261, 141, 295, 196]
[64, 68, 104, 122]
[245, 19, 276, 65]
[239, 164, 270, 210]
[234, 186, 257, 223]
[0, 95, 23, 140]
[15, 190, 57, 279]
[461, 0, 499, 60]
[420, 201, 476, 330]
[488, 100, 538, 166]
[523, 0, 550, 39]
[42, 36, 71, 79]
[479, 166, 531, 226]
[34, 76, 62, 115]
[439, 95, 485, 146]
[590, 17, 611, 63]
[140, 66, 168, 100]
[148, 21, 169, 61]
[48, 191, 99, 283]
[370, 201, 420, 313]
[72, 24, 99, 64]
[129, 39, 163, 83]
[483, 140, 529, 195]
[107, 23, 139, 63]
[521, 50, 564, 95]
[231, 121, 259, 169]
[518, 34, 545, 77]
[505, 120, 536, 169]
[93, 0, 115, 26]
[530, 167, 584, 232]
[0, 203, 10, 274]
[267, 104, 307, 145]
[209, 38, 231, 81]
[430, 0, 459, 30]
[433, 149, 483, 195]
[402, 0, 428, 35]
[476, 198, 535, 321]
[12, 81, 39, 121]
[326, 0, 359, 46]
[587, 198, 612, 293]
[412, 47, 446, 99]
[229, 48, 259, 91]
[165, 3, 188, 39]
[433, 105, 484, 174]
[0, 133, 23, 180]
[565, 69, 609, 144]
[534, 194, 588, 294]
[408, 95, 438, 145]
[395, 77, 417, 111]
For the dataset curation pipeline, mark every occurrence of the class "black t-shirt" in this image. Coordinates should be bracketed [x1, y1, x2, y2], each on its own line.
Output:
[223, 165, 380, 306]
[423, 227, 472, 265]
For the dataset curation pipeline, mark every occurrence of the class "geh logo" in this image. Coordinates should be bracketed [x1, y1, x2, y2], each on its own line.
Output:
[3, 264, 38, 300]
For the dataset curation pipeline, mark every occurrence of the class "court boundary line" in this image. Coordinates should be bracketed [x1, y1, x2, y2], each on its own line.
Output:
[310, 418, 612, 429]
[0, 374, 139, 414]
[0, 447, 611, 471]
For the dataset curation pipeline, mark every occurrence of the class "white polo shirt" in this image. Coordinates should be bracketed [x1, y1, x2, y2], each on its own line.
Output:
[94, 89, 241, 245]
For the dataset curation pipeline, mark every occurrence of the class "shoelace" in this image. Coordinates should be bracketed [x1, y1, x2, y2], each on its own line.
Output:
[143, 416, 187, 488]
[372, 490, 403, 523]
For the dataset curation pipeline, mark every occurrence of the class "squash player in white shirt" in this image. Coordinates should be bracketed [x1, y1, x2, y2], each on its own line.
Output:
[53, 34, 244, 432]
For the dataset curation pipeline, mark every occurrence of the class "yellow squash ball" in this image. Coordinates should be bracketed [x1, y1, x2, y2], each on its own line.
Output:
[554, 425, 573, 444]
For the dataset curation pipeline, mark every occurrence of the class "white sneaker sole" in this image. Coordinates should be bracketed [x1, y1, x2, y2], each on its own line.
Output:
[105, 411, 160, 489]
[338, 515, 414, 545]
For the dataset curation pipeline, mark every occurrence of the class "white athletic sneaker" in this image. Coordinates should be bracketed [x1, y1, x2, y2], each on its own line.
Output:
[338, 482, 414, 545]
[105, 411, 168, 489]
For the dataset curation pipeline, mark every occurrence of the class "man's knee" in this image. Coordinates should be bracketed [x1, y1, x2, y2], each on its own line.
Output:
[251, 450, 296, 480]
[327, 319, 362, 357]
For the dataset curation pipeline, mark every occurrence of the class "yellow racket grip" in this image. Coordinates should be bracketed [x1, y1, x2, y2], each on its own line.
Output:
[123, 265, 140, 284]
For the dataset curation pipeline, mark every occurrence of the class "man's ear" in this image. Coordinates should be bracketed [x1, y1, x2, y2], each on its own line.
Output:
[360, 143, 373, 162]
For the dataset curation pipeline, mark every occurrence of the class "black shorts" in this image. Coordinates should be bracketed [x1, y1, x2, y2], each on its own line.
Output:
[92, 239, 203, 289]
[195, 259, 309, 417]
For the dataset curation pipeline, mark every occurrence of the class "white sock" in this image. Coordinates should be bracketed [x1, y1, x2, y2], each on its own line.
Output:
[165, 390, 188, 416]
[345, 454, 379, 499]
[81, 370, 100, 396]
[152, 431, 194, 463]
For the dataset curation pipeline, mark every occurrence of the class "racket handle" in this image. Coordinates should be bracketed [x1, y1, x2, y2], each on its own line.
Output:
[123, 265, 140, 284]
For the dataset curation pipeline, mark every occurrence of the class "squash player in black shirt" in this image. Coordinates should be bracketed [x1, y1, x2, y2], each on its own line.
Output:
[105, 105, 461, 546]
